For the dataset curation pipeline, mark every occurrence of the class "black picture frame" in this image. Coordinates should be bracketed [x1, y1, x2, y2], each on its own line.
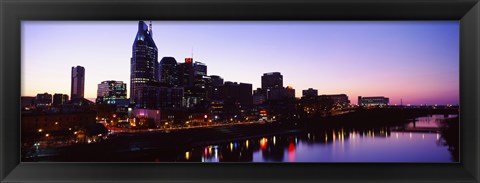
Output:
[1, 0, 479, 182]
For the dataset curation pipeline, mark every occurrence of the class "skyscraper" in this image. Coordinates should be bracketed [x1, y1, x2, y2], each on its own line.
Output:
[261, 72, 283, 90]
[178, 58, 194, 87]
[261, 72, 283, 100]
[159, 57, 179, 87]
[71, 66, 85, 100]
[130, 21, 159, 107]
[193, 61, 207, 87]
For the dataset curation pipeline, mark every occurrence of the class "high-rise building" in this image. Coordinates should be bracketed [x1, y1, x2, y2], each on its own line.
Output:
[183, 86, 206, 109]
[220, 82, 253, 107]
[193, 62, 207, 87]
[133, 84, 160, 109]
[159, 57, 179, 87]
[158, 87, 184, 109]
[261, 72, 283, 90]
[205, 75, 223, 101]
[35, 92, 52, 108]
[71, 66, 85, 100]
[96, 80, 127, 104]
[238, 83, 253, 106]
[130, 21, 159, 108]
[52, 93, 69, 107]
[178, 58, 194, 87]
[302, 88, 318, 98]
[261, 72, 284, 100]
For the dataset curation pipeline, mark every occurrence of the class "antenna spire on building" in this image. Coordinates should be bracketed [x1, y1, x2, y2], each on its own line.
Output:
[148, 21, 153, 35]
[191, 46, 194, 60]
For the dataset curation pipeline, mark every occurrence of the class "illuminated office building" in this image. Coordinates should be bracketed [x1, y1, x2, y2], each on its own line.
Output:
[35, 92, 52, 108]
[358, 96, 389, 106]
[96, 80, 127, 105]
[130, 21, 159, 108]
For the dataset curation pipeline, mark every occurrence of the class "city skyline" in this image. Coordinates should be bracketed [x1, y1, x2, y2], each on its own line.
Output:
[22, 21, 459, 105]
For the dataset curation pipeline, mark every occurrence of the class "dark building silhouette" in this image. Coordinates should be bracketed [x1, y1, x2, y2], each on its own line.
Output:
[302, 88, 318, 98]
[218, 82, 253, 120]
[286, 86, 295, 99]
[238, 83, 253, 106]
[35, 93, 52, 108]
[220, 82, 253, 107]
[159, 87, 184, 109]
[159, 57, 179, 87]
[52, 93, 69, 107]
[21, 96, 36, 110]
[261, 72, 285, 100]
[267, 87, 295, 101]
[133, 84, 160, 109]
[261, 72, 283, 90]
[324, 94, 350, 107]
[205, 75, 223, 101]
[253, 88, 266, 105]
[71, 66, 85, 100]
[178, 58, 194, 87]
[209, 75, 224, 87]
[130, 21, 159, 108]
[183, 86, 206, 109]
[300, 94, 350, 114]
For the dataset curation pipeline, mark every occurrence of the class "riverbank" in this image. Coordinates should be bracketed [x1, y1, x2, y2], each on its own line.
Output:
[305, 108, 458, 129]
[24, 121, 303, 162]
[23, 108, 459, 162]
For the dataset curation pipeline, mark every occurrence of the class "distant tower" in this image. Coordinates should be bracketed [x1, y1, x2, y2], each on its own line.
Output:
[71, 66, 85, 100]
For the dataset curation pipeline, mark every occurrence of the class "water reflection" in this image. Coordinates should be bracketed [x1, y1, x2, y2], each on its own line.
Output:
[179, 114, 457, 162]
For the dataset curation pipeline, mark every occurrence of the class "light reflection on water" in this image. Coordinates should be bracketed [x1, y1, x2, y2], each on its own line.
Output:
[182, 115, 457, 162]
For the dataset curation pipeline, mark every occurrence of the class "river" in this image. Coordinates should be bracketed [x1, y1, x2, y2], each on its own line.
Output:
[178, 114, 458, 162]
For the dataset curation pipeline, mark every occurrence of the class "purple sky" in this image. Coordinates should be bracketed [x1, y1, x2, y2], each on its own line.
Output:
[21, 21, 459, 105]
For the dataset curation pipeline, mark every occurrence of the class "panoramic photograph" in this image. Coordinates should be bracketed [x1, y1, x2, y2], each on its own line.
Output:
[21, 21, 459, 162]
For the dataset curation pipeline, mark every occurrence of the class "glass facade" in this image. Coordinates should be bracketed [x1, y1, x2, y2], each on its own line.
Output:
[130, 21, 159, 108]
[159, 57, 179, 87]
[96, 80, 127, 104]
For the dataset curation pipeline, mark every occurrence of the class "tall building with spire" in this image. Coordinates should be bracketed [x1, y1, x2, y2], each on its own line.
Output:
[130, 21, 159, 108]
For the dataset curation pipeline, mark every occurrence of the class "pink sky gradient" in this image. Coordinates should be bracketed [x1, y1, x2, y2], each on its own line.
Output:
[21, 21, 459, 105]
